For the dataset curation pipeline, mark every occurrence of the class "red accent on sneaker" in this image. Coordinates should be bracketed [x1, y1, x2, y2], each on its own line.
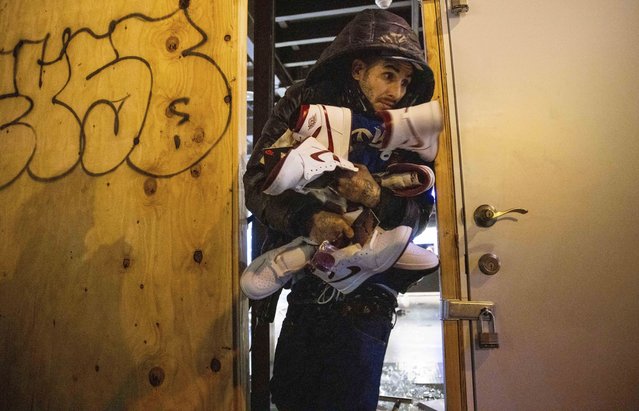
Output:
[376, 109, 394, 148]
[294, 104, 311, 132]
[309, 150, 332, 163]
[377, 108, 415, 149]
[320, 105, 335, 152]
[262, 156, 287, 190]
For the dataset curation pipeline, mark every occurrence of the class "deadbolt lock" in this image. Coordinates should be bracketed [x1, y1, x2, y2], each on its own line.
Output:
[478, 253, 501, 275]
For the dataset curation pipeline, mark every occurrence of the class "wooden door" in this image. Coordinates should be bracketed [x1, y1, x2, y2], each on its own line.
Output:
[0, 1, 247, 409]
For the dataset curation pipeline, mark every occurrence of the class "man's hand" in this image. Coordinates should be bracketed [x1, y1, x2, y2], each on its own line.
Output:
[334, 164, 381, 208]
[308, 211, 354, 245]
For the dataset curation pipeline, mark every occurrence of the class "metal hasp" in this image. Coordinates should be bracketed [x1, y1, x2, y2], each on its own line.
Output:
[451, 0, 469, 14]
[442, 299, 500, 350]
[441, 299, 495, 320]
[473, 204, 528, 227]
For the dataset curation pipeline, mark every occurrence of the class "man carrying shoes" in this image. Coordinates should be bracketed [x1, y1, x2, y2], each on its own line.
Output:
[243, 8, 441, 410]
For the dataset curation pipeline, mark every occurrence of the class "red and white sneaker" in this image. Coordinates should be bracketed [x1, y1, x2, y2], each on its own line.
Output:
[240, 228, 438, 299]
[290, 102, 441, 162]
[310, 225, 413, 294]
[376, 100, 443, 161]
[262, 137, 358, 196]
[291, 104, 352, 159]
[240, 237, 317, 300]
[377, 163, 435, 198]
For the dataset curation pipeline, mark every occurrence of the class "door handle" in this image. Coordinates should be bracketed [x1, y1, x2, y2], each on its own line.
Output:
[473, 204, 528, 227]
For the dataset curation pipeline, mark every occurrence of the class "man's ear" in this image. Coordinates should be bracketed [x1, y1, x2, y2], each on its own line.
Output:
[351, 59, 366, 81]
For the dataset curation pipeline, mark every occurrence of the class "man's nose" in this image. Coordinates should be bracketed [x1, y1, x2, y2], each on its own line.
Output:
[387, 82, 403, 100]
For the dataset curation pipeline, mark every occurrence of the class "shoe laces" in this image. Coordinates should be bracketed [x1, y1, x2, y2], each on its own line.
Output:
[316, 284, 342, 305]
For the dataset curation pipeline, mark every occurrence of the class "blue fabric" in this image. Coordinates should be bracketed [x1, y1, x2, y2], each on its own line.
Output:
[349, 113, 388, 173]
[270, 298, 392, 411]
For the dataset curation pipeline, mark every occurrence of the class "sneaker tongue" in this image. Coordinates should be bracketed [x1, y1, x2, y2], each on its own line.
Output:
[311, 251, 336, 272]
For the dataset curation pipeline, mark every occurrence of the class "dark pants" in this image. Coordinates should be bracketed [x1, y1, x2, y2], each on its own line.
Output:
[270, 279, 396, 411]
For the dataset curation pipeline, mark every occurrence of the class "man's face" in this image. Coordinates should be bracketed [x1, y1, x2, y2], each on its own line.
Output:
[352, 58, 414, 111]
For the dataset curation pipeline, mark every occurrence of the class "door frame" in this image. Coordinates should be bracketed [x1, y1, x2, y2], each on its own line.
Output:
[422, 1, 472, 409]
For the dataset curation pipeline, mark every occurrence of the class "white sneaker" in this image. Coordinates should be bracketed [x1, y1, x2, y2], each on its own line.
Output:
[376, 101, 443, 161]
[291, 104, 352, 159]
[262, 137, 357, 196]
[240, 237, 317, 300]
[310, 225, 413, 294]
[393, 243, 439, 270]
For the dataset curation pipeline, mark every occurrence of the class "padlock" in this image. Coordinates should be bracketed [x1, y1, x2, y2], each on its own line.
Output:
[477, 309, 499, 349]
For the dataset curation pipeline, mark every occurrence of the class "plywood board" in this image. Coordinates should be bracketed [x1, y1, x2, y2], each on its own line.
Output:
[0, 0, 246, 409]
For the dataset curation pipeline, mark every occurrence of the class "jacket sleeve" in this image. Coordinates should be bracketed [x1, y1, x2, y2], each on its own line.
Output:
[243, 84, 323, 238]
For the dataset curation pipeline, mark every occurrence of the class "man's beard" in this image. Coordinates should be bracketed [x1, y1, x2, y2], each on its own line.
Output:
[341, 78, 376, 116]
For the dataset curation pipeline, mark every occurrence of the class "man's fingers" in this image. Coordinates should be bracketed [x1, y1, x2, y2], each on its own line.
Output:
[309, 211, 355, 244]
[334, 164, 381, 207]
[343, 225, 354, 239]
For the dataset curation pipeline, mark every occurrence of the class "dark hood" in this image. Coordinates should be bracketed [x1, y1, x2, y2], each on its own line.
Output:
[305, 9, 435, 104]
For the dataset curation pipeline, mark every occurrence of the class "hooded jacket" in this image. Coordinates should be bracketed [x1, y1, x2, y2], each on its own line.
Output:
[244, 10, 436, 288]
[305, 9, 435, 108]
